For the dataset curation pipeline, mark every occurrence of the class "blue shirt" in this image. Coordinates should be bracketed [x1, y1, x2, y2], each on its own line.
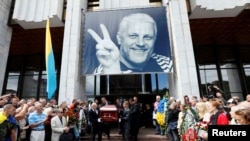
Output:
[28, 111, 46, 130]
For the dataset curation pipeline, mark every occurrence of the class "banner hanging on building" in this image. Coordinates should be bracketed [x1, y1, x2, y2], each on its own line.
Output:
[82, 7, 172, 75]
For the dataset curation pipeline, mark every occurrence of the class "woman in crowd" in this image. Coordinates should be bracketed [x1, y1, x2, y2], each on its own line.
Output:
[178, 104, 198, 141]
[229, 106, 242, 125]
[177, 104, 185, 133]
[208, 100, 229, 125]
[167, 102, 180, 141]
[195, 102, 208, 121]
[183, 95, 191, 106]
[200, 100, 229, 140]
[234, 108, 250, 125]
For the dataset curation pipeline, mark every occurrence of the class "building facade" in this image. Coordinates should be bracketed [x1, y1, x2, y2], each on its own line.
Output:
[0, 0, 250, 104]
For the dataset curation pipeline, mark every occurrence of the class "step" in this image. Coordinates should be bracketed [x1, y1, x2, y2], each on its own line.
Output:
[80, 128, 168, 141]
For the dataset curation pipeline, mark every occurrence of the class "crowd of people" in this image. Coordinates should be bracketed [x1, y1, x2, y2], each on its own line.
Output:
[151, 86, 250, 141]
[0, 94, 153, 141]
[0, 85, 250, 141]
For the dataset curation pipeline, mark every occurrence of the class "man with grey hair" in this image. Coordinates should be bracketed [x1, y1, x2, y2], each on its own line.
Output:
[88, 102, 102, 141]
[51, 108, 70, 141]
[88, 13, 172, 74]
[39, 98, 47, 108]
[28, 102, 47, 141]
[169, 97, 176, 105]
[153, 95, 161, 134]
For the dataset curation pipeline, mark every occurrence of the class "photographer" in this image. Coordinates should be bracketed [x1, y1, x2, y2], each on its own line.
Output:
[216, 92, 227, 106]
[207, 84, 224, 99]
[11, 96, 19, 108]
[16, 100, 29, 141]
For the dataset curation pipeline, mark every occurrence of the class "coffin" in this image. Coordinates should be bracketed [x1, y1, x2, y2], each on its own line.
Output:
[99, 105, 118, 122]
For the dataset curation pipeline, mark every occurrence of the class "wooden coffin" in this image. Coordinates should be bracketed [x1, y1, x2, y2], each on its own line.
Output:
[99, 105, 118, 122]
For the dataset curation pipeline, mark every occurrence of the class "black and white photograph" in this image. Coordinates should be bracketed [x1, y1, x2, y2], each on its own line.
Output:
[82, 7, 172, 75]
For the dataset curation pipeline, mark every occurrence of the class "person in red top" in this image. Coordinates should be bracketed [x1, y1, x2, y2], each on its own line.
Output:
[208, 100, 229, 125]
[201, 100, 229, 140]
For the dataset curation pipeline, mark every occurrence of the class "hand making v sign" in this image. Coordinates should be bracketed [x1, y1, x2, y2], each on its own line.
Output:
[87, 24, 121, 74]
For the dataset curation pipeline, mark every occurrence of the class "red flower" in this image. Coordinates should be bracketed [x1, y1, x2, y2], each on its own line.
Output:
[65, 109, 79, 125]
[195, 121, 209, 131]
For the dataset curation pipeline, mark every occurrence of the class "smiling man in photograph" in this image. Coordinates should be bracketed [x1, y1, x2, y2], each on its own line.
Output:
[86, 10, 172, 74]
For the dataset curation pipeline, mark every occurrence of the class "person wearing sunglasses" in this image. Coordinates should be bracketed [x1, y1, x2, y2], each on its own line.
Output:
[51, 108, 70, 141]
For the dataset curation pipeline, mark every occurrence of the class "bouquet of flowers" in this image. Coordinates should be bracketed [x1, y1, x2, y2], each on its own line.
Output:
[65, 109, 79, 126]
[156, 112, 166, 126]
[155, 97, 168, 135]
[195, 121, 209, 131]
[195, 121, 209, 137]
[156, 97, 168, 127]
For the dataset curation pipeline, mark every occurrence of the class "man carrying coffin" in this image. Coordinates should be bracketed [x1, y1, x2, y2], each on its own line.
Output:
[88, 103, 102, 141]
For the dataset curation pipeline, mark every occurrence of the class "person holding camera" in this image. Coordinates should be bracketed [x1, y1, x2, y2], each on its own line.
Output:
[15, 99, 30, 141]
[0, 94, 17, 108]
[207, 84, 224, 99]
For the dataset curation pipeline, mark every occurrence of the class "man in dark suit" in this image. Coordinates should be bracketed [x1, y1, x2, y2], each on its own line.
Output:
[121, 101, 130, 141]
[88, 102, 102, 141]
[130, 96, 141, 141]
[115, 98, 124, 134]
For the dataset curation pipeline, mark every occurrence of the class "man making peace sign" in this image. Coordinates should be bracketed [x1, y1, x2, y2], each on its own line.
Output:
[88, 13, 172, 74]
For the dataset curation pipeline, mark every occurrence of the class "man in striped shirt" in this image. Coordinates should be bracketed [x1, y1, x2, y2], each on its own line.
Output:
[28, 102, 47, 141]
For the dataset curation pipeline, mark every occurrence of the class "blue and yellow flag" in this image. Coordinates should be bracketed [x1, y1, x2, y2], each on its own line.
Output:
[46, 18, 57, 100]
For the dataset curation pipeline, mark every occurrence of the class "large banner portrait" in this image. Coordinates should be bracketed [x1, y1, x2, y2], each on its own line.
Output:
[82, 7, 172, 75]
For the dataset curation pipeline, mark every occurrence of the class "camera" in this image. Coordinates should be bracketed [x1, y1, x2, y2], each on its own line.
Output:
[207, 84, 222, 98]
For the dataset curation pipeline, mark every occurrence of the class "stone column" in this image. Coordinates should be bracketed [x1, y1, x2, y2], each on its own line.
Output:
[58, 0, 87, 104]
[0, 0, 13, 94]
[163, 0, 200, 101]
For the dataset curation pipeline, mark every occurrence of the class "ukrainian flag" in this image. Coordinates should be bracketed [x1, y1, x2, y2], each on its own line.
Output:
[46, 18, 57, 99]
